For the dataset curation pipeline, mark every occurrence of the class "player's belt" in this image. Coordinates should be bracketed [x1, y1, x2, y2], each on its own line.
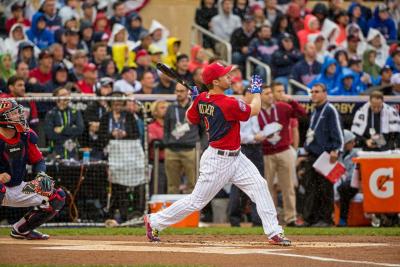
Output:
[217, 149, 240, 157]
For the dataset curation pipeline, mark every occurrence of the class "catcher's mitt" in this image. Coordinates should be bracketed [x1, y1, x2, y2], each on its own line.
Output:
[22, 172, 55, 197]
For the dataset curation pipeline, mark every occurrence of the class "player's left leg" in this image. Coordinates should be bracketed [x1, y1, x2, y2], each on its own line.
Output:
[231, 152, 291, 246]
[3, 182, 65, 240]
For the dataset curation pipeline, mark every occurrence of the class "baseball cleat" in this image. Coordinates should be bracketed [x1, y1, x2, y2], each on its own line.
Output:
[10, 229, 49, 240]
[268, 233, 291, 246]
[144, 215, 160, 242]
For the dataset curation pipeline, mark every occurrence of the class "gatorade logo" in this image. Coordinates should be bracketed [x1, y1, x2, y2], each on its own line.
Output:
[369, 168, 394, 199]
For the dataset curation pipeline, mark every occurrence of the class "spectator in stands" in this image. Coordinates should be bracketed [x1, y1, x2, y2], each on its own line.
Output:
[188, 45, 208, 73]
[136, 30, 153, 53]
[29, 50, 53, 86]
[76, 63, 97, 94]
[321, 18, 339, 49]
[334, 49, 349, 69]
[327, 0, 343, 21]
[386, 46, 400, 74]
[258, 83, 306, 226]
[137, 71, 155, 94]
[308, 57, 339, 94]
[192, 67, 205, 89]
[387, 0, 400, 28]
[351, 90, 400, 151]
[2, 24, 30, 62]
[210, 0, 241, 42]
[351, 0, 372, 21]
[334, 10, 349, 45]
[379, 65, 393, 91]
[81, 2, 96, 24]
[287, 2, 304, 33]
[45, 62, 71, 94]
[292, 0, 311, 18]
[363, 49, 381, 84]
[336, 129, 359, 227]
[308, 33, 328, 64]
[228, 89, 262, 227]
[64, 28, 81, 60]
[388, 73, 400, 96]
[40, 0, 62, 32]
[176, 54, 193, 82]
[248, 24, 278, 67]
[330, 67, 363, 95]
[110, 1, 126, 28]
[233, 0, 249, 20]
[163, 83, 200, 194]
[290, 42, 321, 94]
[81, 77, 114, 160]
[272, 14, 299, 48]
[135, 49, 157, 80]
[44, 87, 84, 160]
[5, 3, 31, 34]
[343, 32, 364, 59]
[348, 56, 370, 90]
[367, 4, 397, 43]
[149, 20, 170, 56]
[0, 53, 16, 85]
[297, 14, 320, 51]
[264, 0, 283, 26]
[271, 33, 302, 89]
[108, 23, 137, 72]
[195, 0, 218, 48]
[231, 76, 245, 95]
[26, 12, 55, 50]
[230, 15, 257, 73]
[347, 2, 368, 37]
[3, 76, 39, 132]
[70, 50, 88, 82]
[302, 83, 343, 227]
[149, 45, 164, 69]
[163, 37, 181, 70]
[49, 43, 68, 67]
[311, 3, 328, 31]
[114, 67, 141, 94]
[148, 100, 170, 194]
[79, 20, 96, 54]
[154, 72, 175, 94]
[90, 43, 107, 66]
[126, 13, 147, 42]
[15, 61, 41, 94]
[99, 59, 119, 80]
[94, 12, 111, 38]
[59, 0, 82, 24]
[251, 4, 268, 28]
[17, 42, 37, 70]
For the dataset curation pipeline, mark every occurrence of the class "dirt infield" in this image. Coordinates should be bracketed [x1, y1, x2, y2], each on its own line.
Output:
[1, 235, 399, 266]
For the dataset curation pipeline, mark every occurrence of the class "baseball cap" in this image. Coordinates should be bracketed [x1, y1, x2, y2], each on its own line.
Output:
[390, 44, 400, 57]
[135, 49, 149, 62]
[348, 56, 362, 66]
[65, 28, 80, 36]
[11, 3, 24, 12]
[381, 65, 392, 74]
[39, 50, 52, 60]
[202, 62, 234, 85]
[243, 14, 254, 22]
[281, 32, 293, 41]
[83, 63, 97, 73]
[377, 3, 389, 12]
[53, 62, 68, 72]
[148, 45, 163, 55]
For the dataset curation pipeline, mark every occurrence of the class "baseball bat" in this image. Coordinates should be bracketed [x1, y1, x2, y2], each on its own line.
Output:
[156, 63, 208, 92]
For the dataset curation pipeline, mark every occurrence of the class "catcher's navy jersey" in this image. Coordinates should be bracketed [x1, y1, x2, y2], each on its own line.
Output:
[187, 92, 251, 150]
[0, 130, 43, 187]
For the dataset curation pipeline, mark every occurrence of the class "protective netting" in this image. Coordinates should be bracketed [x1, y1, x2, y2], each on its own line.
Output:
[0, 95, 150, 226]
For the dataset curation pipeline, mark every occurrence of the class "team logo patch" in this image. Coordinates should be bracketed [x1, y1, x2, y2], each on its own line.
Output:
[238, 99, 247, 112]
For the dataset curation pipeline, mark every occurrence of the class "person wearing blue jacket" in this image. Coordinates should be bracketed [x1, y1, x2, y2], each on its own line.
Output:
[330, 68, 364, 95]
[301, 83, 344, 227]
[385, 48, 400, 74]
[26, 12, 55, 50]
[347, 2, 368, 37]
[367, 4, 397, 43]
[308, 57, 340, 93]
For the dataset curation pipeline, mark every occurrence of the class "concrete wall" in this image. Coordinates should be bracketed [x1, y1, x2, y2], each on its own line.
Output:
[140, 0, 199, 55]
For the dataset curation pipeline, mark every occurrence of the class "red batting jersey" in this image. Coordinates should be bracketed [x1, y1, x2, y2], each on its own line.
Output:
[186, 92, 251, 150]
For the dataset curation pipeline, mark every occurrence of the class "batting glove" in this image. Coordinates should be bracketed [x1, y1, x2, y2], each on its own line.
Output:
[190, 85, 199, 101]
[249, 75, 263, 94]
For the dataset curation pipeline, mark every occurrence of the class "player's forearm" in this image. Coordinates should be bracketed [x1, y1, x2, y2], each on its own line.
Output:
[250, 93, 261, 117]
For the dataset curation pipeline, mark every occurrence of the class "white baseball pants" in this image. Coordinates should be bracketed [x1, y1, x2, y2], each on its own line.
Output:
[149, 146, 283, 238]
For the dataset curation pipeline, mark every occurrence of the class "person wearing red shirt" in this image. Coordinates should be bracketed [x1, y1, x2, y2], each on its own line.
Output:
[258, 82, 306, 226]
[29, 50, 53, 86]
[5, 3, 31, 33]
[76, 63, 97, 94]
[144, 61, 291, 246]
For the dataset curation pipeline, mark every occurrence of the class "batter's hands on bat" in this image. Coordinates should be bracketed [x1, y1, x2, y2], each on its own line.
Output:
[190, 85, 199, 100]
[0, 173, 11, 184]
[250, 75, 263, 94]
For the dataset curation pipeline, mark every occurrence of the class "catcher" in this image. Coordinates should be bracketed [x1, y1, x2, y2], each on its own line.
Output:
[0, 99, 65, 240]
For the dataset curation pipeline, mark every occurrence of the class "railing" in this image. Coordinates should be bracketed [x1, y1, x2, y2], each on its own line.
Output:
[288, 79, 311, 95]
[191, 23, 232, 64]
[245, 56, 272, 85]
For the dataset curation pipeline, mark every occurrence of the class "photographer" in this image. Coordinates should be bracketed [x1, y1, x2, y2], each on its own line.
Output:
[351, 91, 400, 151]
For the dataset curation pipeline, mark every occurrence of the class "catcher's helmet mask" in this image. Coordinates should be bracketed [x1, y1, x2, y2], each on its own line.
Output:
[0, 99, 29, 132]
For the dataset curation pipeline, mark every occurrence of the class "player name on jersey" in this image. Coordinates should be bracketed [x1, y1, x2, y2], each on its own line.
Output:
[198, 103, 215, 116]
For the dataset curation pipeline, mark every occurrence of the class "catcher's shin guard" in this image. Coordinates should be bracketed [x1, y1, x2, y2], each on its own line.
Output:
[0, 183, 5, 206]
[15, 188, 65, 233]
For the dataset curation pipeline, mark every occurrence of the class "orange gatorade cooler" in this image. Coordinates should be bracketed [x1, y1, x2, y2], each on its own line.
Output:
[353, 154, 400, 213]
[149, 194, 200, 228]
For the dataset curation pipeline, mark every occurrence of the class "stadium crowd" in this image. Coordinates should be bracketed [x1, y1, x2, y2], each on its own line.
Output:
[0, 0, 399, 227]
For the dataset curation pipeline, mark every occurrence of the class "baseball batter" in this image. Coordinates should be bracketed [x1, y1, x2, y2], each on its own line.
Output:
[145, 62, 291, 246]
[0, 99, 65, 240]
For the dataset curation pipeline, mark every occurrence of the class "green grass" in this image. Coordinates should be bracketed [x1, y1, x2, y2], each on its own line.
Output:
[0, 226, 399, 236]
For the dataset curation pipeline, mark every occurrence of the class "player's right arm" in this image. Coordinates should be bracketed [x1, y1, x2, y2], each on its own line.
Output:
[186, 97, 201, 125]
